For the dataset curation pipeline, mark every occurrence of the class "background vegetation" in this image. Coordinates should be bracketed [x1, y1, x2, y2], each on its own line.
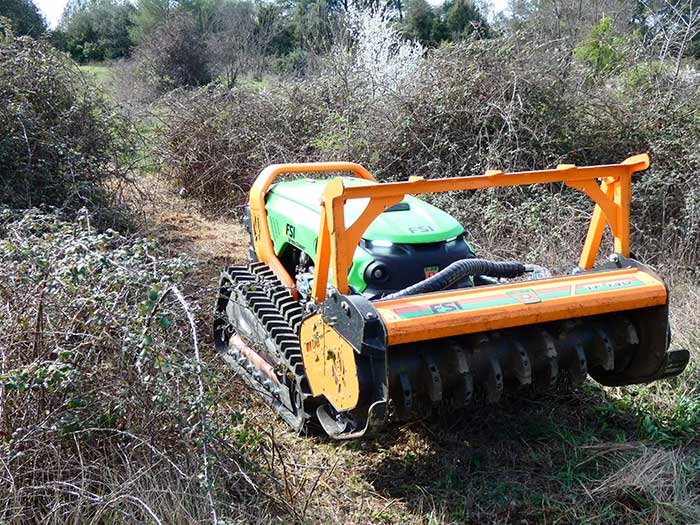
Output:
[0, 20, 137, 224]
[0, 0, 698, 523]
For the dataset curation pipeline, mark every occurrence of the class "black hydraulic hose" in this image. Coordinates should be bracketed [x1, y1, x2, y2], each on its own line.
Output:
[383, 258, 526, 300]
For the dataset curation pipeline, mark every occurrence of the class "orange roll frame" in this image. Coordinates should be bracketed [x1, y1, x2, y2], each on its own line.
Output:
[248, 155, 650, 304]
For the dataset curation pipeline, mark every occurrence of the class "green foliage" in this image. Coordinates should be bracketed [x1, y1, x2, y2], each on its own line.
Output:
[57, 0, 135, 62]
[638, 394, 700, 446]
[574, 16, 630, 77]
[273, 46, 308, 74]
[129, 0, 221, 44]
[0, 24, 138, 222]
[0, 0, 45, 37]
[401, 0, 489, 46]
[79, 63, 112, 85]
[444, 0, 489, 39]
[403, 0, 434, 46]
[129, 0, 172, 43]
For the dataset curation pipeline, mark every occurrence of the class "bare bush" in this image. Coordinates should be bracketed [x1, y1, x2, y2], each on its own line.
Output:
[207, 2, 279, 87]
[152, 84, 327, 213]
[132, 12, 211, 96]
[507, 0, 638, 43]
[357, 34, 700, 266]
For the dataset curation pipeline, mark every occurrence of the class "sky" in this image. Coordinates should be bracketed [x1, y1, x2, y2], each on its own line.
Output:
[35, 0, 66, 28]
[35, 0, 510, 29]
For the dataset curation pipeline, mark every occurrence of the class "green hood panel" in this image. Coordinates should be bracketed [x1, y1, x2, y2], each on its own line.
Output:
[266, 177, 464, 245]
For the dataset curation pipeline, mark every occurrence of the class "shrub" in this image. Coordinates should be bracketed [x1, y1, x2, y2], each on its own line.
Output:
[0, 208, 279, 522]
[153, 84, 327, 213]
[132, 12, 211, 96]
[0, 23, 137, 223]
[573, 16, 631, 78]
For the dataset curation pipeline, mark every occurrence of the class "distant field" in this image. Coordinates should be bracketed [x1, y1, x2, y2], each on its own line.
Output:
[79, 64, 112, 86]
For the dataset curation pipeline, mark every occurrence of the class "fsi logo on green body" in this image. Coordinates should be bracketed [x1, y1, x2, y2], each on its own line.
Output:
[423, 265, 440, 278]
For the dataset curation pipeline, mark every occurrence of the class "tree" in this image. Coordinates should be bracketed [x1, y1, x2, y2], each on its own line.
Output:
[178, 0, 222, 33]
[265, 1, 296, 56]
[506, 0, 635, 43]
[291, 0, 334, 52]
[0, 0, 46, 37]
[431, 14, 450, 43]
[133, 12, 211, 93]
[129, 0, 173, 44]
[129, 0, 221, 44]
[444, 0, 489, 39]
[208, 1, 279, 85]
[58, 0, 135, 61]
[403, 0, 435, 46]
[573, 16, 628, 77]
[632, 0, 700, 60]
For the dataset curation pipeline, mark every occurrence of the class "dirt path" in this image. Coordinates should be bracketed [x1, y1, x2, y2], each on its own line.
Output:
[138, 174, 249, 283]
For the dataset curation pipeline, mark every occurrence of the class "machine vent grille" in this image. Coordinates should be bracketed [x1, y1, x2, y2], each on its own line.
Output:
[269, 217, 280, 238]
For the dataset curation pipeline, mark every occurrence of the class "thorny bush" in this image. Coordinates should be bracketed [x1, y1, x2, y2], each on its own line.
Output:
[0, 209, 285, 523]
[153, 84, 326, 213]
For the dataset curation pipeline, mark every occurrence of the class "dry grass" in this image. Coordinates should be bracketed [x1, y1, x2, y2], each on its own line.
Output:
[668, 276, 700, 358]
[589, 443, 699, 523]
[136, 172, 249, 265]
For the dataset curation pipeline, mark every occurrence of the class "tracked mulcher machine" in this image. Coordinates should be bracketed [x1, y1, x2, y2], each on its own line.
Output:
[214, 154, 689, 438]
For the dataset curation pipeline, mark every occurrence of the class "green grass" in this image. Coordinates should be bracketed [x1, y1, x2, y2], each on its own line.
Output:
[79, 63, 112, 87]
[238, 77, 268, 90]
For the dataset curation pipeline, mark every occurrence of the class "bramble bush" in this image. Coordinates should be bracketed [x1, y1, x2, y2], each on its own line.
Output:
[0, 22, 138, 224]
[153, 84, 327, 212]
[0, 208, 287, 523]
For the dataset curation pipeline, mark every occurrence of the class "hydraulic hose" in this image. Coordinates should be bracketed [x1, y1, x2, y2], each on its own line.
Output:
[383, 258, 526, 300]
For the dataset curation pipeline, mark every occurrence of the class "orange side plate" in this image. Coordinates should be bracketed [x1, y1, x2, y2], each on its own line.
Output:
[374, 268, 667, 346]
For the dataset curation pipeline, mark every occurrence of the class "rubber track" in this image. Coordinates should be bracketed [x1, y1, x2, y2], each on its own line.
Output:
[216, 263, 317, 430]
